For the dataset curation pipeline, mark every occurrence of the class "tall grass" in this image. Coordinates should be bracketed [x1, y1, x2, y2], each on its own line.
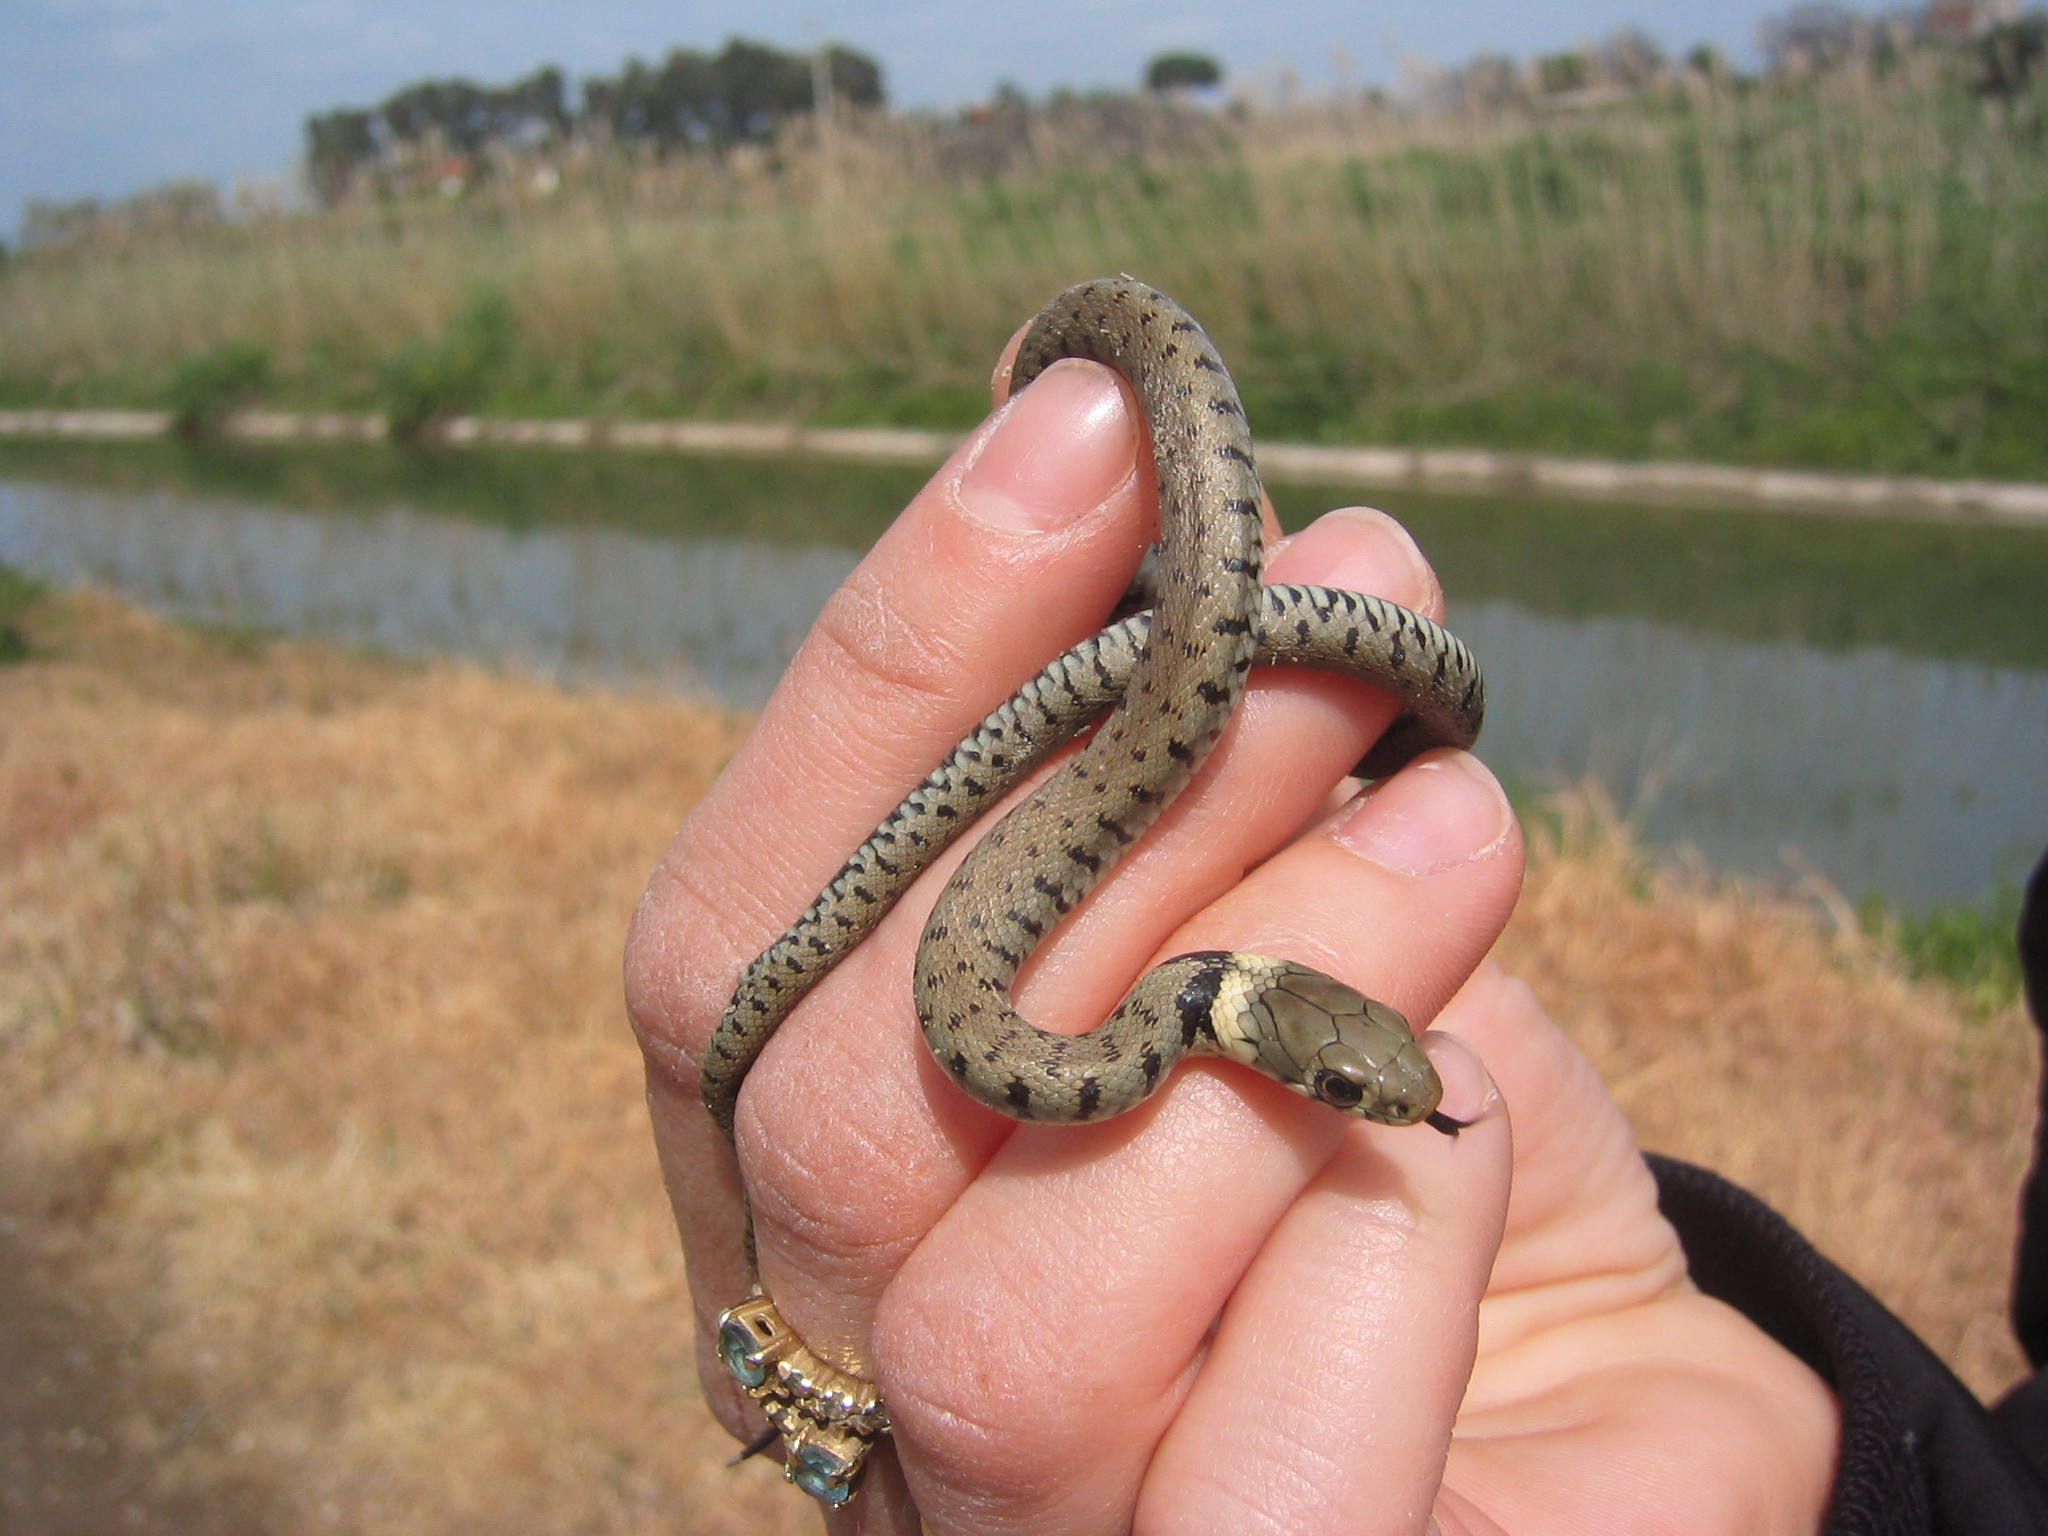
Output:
[5, 59, 2045, 474]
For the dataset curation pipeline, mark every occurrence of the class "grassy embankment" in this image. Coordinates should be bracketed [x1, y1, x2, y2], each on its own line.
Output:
[6, 58, 2047, 477]
[0, 576, 2035, 1532]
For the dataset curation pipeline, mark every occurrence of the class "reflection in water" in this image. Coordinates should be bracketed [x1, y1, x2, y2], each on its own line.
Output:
[3, 476, 2042, 908]
[0, 480, 857, 706]
[1456, 603, 2046, 906]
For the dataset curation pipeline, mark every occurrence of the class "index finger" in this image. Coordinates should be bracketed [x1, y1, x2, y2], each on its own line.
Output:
[631, 358, 1147, 1055]
[624, 355, 1163, 1413]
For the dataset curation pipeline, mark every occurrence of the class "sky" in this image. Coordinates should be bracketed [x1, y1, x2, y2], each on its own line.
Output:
[4, 0, 1849, 234]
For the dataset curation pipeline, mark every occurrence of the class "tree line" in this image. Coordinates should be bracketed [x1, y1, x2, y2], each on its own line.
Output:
[304, 37, 884, 205]
[1427, 4, 2044, 112]
[16, 7, 2045, 249]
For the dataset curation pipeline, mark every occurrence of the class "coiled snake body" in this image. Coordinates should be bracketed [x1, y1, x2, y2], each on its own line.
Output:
[703, 277, 1485, 1143]
[705, 278, 1487, 1504]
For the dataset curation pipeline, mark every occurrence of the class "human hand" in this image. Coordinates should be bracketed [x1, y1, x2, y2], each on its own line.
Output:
[625, 347, 1838, 1533]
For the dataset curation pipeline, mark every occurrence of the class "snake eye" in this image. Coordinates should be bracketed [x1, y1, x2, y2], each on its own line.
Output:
[1313, 1068, 1366, 1109]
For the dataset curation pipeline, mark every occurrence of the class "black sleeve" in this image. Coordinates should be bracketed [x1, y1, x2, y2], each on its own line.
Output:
[1645, 845, 2048, 1535]
[2012, 843, 2048, 1373]
[1651, 1155, 2048, 1534]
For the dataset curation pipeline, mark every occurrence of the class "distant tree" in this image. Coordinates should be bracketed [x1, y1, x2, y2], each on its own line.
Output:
[509, 66, 571, 143]
[305, 108, 379, 206]
[641, 49, 717, 148]
[1536, 49, 1590, 94]
[373, 71, 566, 156]
[583, 55, 667, 145]
[820, 44, 885, 110]
[1452, 51, 1525, 110]
[300, 35, 886, 199]
[380, 78, 495, 154]
[990, 78, 1032, 114]
[1601, 27, 1668, 89]
[127, 179, 222, 234]
[703, 37, 794, 142]
[1685, 42, 1736, 82]
[1144, 52, 1222, 94]
[1975, 12, 2048, 98]
[21, 196, 102, 250]
[1758, 3, 1923, 72]
[1761, 3, 1864, 70]
[581, 37, 883, 152]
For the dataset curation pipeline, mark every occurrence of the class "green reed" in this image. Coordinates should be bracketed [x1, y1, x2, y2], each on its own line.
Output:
[5, 59, 2044, 475]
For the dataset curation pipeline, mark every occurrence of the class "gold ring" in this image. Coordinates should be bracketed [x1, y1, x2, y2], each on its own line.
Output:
[717, 1290, 888, 1506]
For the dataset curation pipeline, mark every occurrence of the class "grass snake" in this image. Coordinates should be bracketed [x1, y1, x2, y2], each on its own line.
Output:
[702, 277, 1485, 1145]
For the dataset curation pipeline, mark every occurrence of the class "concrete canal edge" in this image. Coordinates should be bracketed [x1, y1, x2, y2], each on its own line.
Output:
[5, 407, 2047, 527]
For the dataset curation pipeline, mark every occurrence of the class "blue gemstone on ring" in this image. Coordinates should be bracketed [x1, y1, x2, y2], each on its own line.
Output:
[718, 1316, 767, 1387]
[789, 1442, 855, 1505]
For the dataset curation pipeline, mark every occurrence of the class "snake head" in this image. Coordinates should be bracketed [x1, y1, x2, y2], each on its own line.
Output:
[1243, 963, 1445, 1128]
[1306, 1036, 1442, 1127]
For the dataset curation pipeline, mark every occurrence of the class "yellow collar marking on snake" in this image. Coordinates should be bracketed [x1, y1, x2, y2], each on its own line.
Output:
[704, 277, 1483, 1142]
[704, 278, 1486, 1506]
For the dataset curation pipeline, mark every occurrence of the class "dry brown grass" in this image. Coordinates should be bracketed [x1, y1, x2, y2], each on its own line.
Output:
[1501, 795, 2035, 1394]
[0, 588, 2034, 1531]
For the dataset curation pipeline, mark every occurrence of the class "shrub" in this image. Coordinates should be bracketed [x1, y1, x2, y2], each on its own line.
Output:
[377, 290, 518, 442]
[166, 340, 271, 438]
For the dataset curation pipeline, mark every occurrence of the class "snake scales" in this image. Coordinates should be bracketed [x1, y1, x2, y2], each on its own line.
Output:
[701, 276, 1485, 1144]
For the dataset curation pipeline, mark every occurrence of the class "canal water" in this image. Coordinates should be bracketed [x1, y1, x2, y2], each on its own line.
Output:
[2, 438, 2043, 911]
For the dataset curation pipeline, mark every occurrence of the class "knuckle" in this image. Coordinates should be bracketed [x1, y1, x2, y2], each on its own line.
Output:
[873, 1290, 1110, 1498]
[624, 844, 762, 1089]
[625, 780, 854, 1091]
[736, 1068, 917, 1278]
[805, 561, 977, 716]
[878, 1356, 1031, 1494]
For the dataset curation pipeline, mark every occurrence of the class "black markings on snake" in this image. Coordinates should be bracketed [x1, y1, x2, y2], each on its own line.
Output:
[703, 280, 1482, 1162]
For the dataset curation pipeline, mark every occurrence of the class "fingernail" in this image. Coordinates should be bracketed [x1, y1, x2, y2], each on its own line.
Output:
[1335, 751, 1511, 876]
[955, 359, 1135, 533]
[1276, 507, 1440, 611]
[1422, 1031, 1498, 1130]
